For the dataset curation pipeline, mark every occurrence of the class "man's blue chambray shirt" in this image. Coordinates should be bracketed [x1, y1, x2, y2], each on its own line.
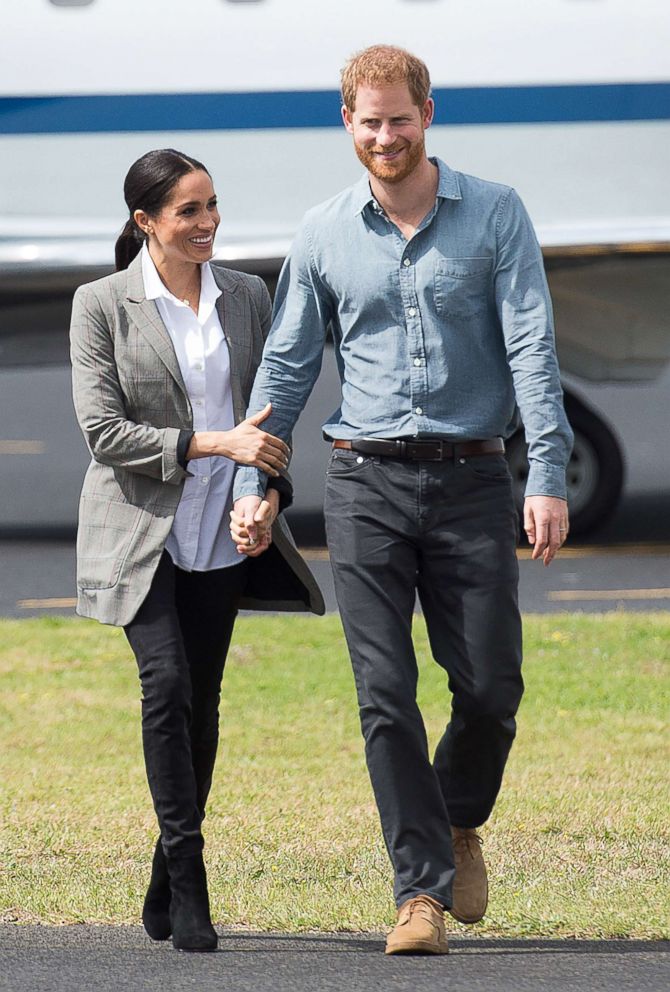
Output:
[234, 158, 573, 502]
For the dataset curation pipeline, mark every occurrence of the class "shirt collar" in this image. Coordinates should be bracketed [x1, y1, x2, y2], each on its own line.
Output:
[141, 243, 222, 310]
[352, 157, 462, 217]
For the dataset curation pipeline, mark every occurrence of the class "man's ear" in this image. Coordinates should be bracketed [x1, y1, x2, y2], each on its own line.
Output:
[341, 104, 355, 135]
[422, 98, 435, 130]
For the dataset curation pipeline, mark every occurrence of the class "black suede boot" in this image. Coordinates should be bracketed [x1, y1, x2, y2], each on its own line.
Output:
[142, 838, 172, 941]
[167, 853, 218, 952]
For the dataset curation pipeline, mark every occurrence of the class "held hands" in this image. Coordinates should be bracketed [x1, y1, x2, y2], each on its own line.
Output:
[524, 495, 569, 566]
[230, 490, 280, 558]
[187, 403, 290, 476]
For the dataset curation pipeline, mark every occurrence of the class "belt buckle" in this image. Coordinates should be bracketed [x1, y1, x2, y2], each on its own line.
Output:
[426, 439, 443, 461]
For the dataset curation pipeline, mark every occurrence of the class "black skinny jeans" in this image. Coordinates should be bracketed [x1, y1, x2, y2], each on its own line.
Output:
[124, 551, 248, 858]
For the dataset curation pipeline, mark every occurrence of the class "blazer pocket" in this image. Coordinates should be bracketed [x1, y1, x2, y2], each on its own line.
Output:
[434, 257, 492, 319]
[77, 497, 143, 590]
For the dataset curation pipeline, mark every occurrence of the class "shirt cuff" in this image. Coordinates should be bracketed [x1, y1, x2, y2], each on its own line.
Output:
[176, 430, 194, 470]
[525, 461, 568, 500]
[233, 465, 267, 502]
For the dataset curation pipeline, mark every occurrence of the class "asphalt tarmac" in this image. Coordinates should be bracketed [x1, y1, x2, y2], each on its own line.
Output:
[1, 926, 669, 992]
[2, 493, 669, 618]
[1, 536, 669, 617]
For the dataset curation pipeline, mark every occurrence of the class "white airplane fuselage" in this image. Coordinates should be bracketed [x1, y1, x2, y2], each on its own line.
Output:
[1, 0, 669, 255]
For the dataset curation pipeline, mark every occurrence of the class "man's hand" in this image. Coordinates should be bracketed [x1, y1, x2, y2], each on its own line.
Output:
[230, 491, 279, 558]
[524, 495, 569, 566]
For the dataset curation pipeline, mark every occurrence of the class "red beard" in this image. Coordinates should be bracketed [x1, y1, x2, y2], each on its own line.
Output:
[354, 134, 425, 184]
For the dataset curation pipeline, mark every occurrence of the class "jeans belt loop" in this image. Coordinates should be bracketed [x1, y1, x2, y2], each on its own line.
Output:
[396, 439, 407, 458]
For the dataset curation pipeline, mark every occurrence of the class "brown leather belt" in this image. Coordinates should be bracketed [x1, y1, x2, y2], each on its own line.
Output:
[332, 437, 505, 461]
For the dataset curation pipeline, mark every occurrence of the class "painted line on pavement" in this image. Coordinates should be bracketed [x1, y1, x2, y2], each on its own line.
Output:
[302, 545, 670, 562]
[17, 597, 77, 609]
[0, 440, 46, 455]
[548, 588, 670, 602]
[517, 544, 670, 559]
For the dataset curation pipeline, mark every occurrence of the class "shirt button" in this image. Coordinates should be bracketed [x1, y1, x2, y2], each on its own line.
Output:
[201, 476, 209, 485]
[194, 399, 204, 406]
[415, 407, 423, 416]
[403, 258, 411, 267]
[194, 363, 203, 371]
[408, 307, 417, 317]
[413, 357, 423, 366]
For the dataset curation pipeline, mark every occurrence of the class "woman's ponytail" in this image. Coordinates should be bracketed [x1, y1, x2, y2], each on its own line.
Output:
[114, 219, 145, 272]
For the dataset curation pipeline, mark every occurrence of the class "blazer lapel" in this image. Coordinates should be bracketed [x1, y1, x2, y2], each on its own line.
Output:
[122, 253, 188, 398]
[213, 268, 252, 423]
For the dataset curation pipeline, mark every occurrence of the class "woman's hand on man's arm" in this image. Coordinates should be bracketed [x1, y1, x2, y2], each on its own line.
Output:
[186, 403, 289, 477]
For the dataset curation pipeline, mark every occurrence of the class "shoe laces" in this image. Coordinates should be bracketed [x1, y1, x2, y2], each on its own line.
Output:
[452, 828, 483, 860]
[399, 895, 442, 925]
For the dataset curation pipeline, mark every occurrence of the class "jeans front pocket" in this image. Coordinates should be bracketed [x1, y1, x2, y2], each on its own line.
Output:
[325, 448, 376, 479]
[462, 453, 511, 483]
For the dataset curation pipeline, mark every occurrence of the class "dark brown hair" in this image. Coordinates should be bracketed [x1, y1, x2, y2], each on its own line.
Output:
[114, 148, 210, 271]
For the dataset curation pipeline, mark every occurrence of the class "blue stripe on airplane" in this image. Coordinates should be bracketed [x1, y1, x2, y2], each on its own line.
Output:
[1, 83, 669, 134]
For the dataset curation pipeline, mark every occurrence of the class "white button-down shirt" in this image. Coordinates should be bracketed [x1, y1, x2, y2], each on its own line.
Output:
[141, 245, 241, 571]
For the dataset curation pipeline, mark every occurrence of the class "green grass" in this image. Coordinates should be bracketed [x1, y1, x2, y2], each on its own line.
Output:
[0, 613, 668, 938]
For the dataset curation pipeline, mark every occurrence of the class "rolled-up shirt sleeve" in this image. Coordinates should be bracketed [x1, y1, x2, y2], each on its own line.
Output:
[494, 188, 573, 499]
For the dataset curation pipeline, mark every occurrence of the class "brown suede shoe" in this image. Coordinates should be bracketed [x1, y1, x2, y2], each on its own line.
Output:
[448, 827, 488, 924]
[385, 894, 449, 955]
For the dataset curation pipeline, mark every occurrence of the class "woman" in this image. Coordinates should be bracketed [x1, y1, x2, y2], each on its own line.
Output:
[70, 149, 323, 951]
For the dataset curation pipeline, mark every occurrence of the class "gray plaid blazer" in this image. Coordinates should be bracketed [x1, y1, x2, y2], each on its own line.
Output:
[70, 252, 324, 626]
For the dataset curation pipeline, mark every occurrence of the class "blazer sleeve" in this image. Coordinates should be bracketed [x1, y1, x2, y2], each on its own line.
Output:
[70, 283, 188, 485]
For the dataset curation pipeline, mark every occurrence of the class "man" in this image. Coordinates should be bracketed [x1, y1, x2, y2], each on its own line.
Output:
[232, 45, 572, 955]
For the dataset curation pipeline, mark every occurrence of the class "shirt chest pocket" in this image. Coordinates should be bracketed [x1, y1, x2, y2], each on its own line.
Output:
[434, 257, 493, 319]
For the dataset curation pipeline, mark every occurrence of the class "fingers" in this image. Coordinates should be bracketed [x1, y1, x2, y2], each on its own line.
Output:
[232, 495, 262, 547]
[253, 501, 273, 526]
[244, 506, 258, 544]
[243, 431, 290, 476]
[229, 509, 248, 545]
[524, 496, 570, 567]
[261, 434, 290, 461]
[245, 402, 272, 427]
[238, 532, 272, 557]
[230, 496, 275, 557]
[229, 509, 272, 557]
[524, 502, 536, 554]
[253, 446, 289, 476]
[230, 505, 273, 539]
[528, 514, 558, 566]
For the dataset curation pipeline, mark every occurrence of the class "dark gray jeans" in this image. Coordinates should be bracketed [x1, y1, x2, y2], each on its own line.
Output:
[324, 448, 523, 908]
